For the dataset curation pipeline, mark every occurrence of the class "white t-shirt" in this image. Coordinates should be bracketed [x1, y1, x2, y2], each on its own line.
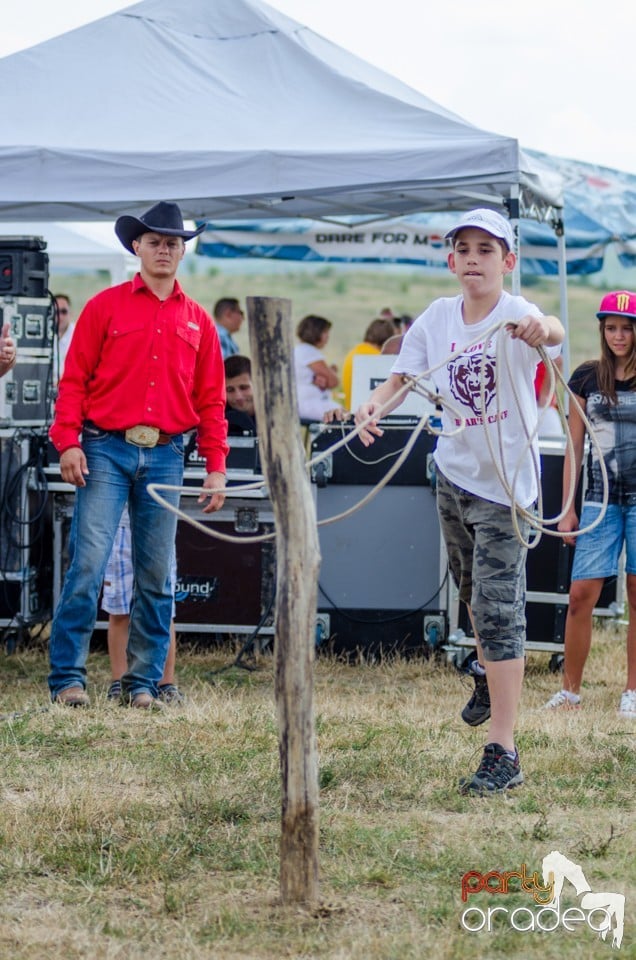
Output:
[391, 292, 561, 507]
[54, 321, 76, 383]
[294, 342, 340, 421]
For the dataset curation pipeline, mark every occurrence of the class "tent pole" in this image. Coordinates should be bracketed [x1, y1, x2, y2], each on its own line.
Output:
[554, 213, 570, 382]
[506, 190, 521, 295]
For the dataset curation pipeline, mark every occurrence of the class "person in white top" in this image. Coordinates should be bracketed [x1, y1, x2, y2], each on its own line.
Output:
[293, 314, 341, 421]
[355, 208, 564, 795]
[54, 293, 76, 383]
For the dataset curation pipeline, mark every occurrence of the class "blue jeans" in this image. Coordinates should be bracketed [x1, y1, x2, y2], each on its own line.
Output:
[48, 428, 184, 699]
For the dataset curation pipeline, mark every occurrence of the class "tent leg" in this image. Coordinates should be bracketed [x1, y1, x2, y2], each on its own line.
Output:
[555, 218, 570, 381]
[506, 190, 521, 296]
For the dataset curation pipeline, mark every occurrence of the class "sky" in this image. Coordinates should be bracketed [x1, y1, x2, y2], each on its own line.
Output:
[1, 0, 634, 175]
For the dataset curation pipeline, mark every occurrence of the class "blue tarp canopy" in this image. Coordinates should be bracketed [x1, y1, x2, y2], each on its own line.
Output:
[521, 150, 636, 275]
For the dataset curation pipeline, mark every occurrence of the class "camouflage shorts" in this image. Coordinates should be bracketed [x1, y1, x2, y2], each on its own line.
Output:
[436, 470, 530, 661]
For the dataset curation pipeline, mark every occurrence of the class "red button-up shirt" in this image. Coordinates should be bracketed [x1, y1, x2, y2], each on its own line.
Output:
[50, 274, 228, 474]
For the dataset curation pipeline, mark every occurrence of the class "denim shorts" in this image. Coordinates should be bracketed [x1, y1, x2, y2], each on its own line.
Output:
[571, 502, 636, 580]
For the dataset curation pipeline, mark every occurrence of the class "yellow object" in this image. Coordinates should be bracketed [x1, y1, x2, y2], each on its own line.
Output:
[341, 342, 380, 410]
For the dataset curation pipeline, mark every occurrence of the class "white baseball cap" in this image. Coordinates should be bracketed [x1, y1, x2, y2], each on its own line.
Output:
[444, 208, 515, 251]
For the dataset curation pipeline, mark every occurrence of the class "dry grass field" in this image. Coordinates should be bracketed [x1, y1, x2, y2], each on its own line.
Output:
[0, 625, 634, 960]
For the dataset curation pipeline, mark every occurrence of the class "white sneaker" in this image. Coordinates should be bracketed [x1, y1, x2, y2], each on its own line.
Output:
[544, 689, 581, 710]
[618, 690, 636, 718]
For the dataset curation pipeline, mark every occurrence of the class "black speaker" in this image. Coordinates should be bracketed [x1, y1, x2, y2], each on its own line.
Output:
[174, 515, 275, 628]
[5, 297, 54, 351]
[0, 237, 49, 298]
[0, 435, 25, 572]
[310, 423, 436, 486]
[0, 355, 55, 427]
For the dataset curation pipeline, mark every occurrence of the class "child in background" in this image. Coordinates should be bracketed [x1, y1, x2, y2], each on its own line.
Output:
[103, 508, 183, 706]
[545, 290, 636, 718]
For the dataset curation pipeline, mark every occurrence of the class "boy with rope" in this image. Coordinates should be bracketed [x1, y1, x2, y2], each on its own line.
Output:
[355, 208, 564, 794]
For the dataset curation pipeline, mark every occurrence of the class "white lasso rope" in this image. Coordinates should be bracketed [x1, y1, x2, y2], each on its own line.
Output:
[477, 322, 608, 549]
[147, 318, 608, 548]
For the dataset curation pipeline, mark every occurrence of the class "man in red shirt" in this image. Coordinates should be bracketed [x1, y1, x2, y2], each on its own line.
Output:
[48, 201, 228, 709]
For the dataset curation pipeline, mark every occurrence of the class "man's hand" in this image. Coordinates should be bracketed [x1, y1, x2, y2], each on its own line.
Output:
[59, 447, 89, 487]
[323, 407, 351, 424]
[198, 471, 226, 513]
[0, 321, 17, 370]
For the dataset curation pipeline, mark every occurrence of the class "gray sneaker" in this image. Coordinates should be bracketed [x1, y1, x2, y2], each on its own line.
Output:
[459, 742, 524, 795]
[157, 683, 185, 705]
[461, 668, 491, 726]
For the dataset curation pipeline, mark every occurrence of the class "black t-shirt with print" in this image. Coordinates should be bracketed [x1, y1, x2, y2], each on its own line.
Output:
[569, 361, 636, 504]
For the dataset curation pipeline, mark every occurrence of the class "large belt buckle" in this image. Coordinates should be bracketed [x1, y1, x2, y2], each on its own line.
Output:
[125, 425, 160, 448]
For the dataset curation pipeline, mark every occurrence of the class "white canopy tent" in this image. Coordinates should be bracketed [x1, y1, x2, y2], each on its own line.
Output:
[0, 0, 561, 225]
[0, 0, 567, 331]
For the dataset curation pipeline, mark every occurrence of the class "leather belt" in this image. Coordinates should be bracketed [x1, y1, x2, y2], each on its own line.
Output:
[83, 421, 179, 448]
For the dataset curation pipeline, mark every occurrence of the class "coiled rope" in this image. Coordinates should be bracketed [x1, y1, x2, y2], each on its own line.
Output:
[147, 318, 608, 549]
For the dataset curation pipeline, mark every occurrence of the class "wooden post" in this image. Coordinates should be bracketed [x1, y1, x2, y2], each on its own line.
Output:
[246, 296, 320, 904]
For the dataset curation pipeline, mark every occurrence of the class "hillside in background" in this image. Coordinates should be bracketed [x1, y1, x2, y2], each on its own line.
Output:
[51, 266, 611, 377]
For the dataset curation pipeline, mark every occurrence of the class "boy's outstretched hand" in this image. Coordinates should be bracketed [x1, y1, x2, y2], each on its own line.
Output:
[506, 315, 550, 347]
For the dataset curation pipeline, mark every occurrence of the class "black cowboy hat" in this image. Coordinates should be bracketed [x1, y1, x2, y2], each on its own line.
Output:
[115, 201, 206, 253]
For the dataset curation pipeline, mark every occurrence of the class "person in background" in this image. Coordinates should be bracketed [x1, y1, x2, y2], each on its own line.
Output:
[0, 322, 17, 377]
[294, 314, 341, 422]
[54, 293, 76, 382]
[213, 297, 244, 359]
[48, 200, 228, 710]
[381, 315, 415, 356]
[534, 355, 565, 436]
[185, 352, 254, 463]
[224, 355, 257, 436]
[103, 509, 183, 705]
[355, 208, 564, 794]
[341, 317, 397, 409]
[545, 290, 636, 718]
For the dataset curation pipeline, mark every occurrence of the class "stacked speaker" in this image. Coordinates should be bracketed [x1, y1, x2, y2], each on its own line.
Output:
[0, 238, 53, 632]
[0, 237, 54, 430]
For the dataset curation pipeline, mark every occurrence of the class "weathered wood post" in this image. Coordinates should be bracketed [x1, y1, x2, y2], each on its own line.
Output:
[246, 296, 320, 904]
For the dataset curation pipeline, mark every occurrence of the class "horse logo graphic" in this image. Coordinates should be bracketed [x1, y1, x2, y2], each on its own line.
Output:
[542, 850, 625, 949]
[448, 352, 497, 416]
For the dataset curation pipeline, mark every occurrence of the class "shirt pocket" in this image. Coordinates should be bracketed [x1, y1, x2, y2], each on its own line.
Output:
[175, 319, 202, 386]
[176, 319, 202, 351]
[108, 318, 146, 340]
